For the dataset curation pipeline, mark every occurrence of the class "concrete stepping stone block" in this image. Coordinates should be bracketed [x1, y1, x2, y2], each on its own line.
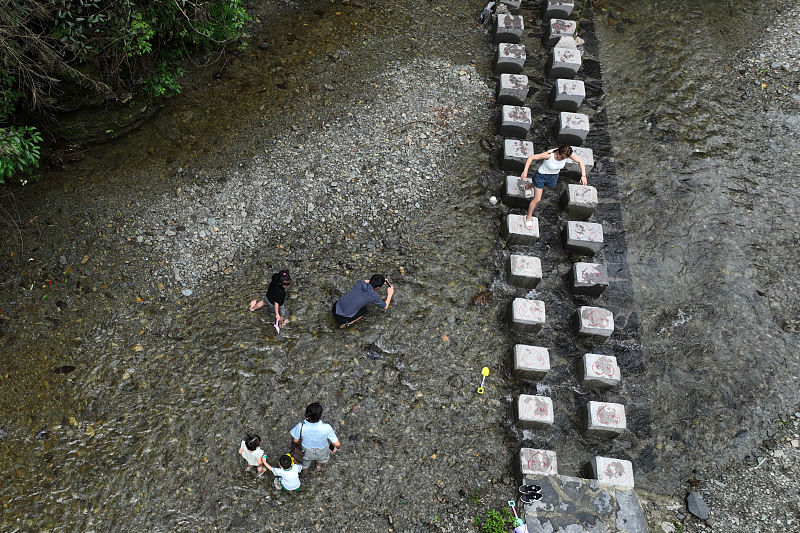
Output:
[500, 105, 532, 138]
[508, 254, 542, 288]
[495, 44, 527, 74]
[520, 448, 558, 476]
[504, 214, 540, 245]
[562, 146, 594, 177]
[563, 221, 604, 255]
[498, 74, 529, 106]
[504, 175, 532, 209]
[546, 19, 577, 46]
[581, 353, 621, 388]
[517, 394, 554, 428]
[495, 14, 524, 43]
[560, 184, 598, 220]
[513, 344, 550, 380]
[585, 401, 626, 437]
[569, 262, 608, 297]
[591, 456, 634, 489]
[544, 0, 575, 20]
[499, 0, 522, 14]
[511, 298, 546, 333]
[553, 112, 590, 146]
[503, 139, 534, 171]
[575, 305, 614, 339]
[551, 79, 585, 112]
[548, 46, 581, 78]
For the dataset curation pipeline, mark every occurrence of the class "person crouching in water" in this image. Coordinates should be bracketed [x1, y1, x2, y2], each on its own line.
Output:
[332, 274, 394, 328]
[520, 145, 587, 228]
[265, 454, 302, 492]
[250, 270, 292, 327]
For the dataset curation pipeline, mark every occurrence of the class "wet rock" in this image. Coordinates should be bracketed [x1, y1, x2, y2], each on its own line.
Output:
[687, 491, 710, 520]
[0, 427, 8, 440]
[35, 428, 48, 440]
[258, 42, 270, 50]
[51, 365, 76, 374]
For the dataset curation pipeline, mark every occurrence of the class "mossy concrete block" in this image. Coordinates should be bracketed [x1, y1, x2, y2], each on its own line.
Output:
[549, 46, 581, 78]
[504, 175, 532, 209]
[500, 105, 532, 138]
[560, 184, 598, 220]
[581, 353, 621, 388]
[520, 448, 558, 476]
[511, 298, 546, 333]
[495, 14, 524, 43]
[544, 0, 575, 20]
[562, 146, 594, 177]
[517, 394, 554, 428]
[505, 214, 540, 245]
[551, 78, 585, 112]
[575, 305, 614, 339]
[503, 139, 534, 171]
[553, 111, 590, 146]
[546, 18, 577, 46]
[570, 262, 608, 297]
[563, 221, 604, 255]
[508, 254, 542, 288]
[495, 43, 527, 74]
[513, 344, 550, 380]
[585, 401, 627, 437]
[498, 74, 529, 106]
[591, 456, 635, 489]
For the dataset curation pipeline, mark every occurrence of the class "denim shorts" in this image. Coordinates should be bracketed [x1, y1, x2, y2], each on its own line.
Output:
[533, 171, 559, 189]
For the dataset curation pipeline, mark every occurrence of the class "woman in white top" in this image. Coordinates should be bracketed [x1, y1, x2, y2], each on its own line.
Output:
[520, 145, 587, 228]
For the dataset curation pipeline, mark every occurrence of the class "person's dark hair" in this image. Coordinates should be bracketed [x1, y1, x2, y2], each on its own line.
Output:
[277, 270, 292, 285]
[245, 434, 261, 451]
[279, 454, 293, 469]
[304, 402, 323, 423]
[368, 274, 386, 288]
[556, 145, 573, 158]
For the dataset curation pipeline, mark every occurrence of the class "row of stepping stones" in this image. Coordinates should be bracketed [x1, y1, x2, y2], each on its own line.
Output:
[488, 0, 635, 491]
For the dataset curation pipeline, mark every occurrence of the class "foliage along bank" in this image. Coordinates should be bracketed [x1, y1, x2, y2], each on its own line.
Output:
[0, 0, 251, 184]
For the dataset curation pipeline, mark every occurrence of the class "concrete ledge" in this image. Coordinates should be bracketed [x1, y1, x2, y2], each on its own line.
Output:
[585, 400, 627, 437]
[508, 254, 542, 288]
[495, 44, 526, 75]
[511, 298, 546, 332]
[503, 139, 534, 171]
[504, 214, 540, 245]
[498, 74, 529, 106]
[575, 305, 614, 339]
[549, 46, 581, 79]
[499, 0, 522, 14]
[562, 146, 594, 177]
[560, 184, 597, 220]
[520, 448, 558, 476]
[513, 344, 550, 380]
[581, 353, 621, 388]
[546, 19, 577, 46]
[500, 105, 532, 138]
[495, 14, 524, 43]
[551, 79, 585, 112]
[563, 221, 604, 255]
[569, 262, 608, 297]
[503, 175, 532, 208]
[544, 0, 575, 20]
[553, 112, 590, 146]
[591, 456, 635, 489]
[517, 394, 554, 428]
[520, 474, 648, 532]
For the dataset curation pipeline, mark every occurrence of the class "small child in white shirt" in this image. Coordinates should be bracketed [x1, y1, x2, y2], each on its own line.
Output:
[265, 454, 303, 491]
[238, 434, 267, 475]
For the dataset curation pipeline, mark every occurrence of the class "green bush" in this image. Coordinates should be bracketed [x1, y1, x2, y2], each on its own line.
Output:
[0, 126, 43, 185]
[477, 507, 515, 533]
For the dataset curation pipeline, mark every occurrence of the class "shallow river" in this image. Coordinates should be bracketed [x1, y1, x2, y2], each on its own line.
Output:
[1, 0, 799, 531]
